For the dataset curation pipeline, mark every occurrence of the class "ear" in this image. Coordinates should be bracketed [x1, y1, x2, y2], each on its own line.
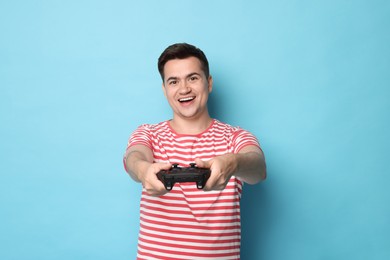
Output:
[208, 75, 213, 93]
[162, 83, 167, 97]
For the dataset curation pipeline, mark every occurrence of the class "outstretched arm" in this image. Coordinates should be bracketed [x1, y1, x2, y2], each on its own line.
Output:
[124, 144, 171, 196]
[195, 145, 266, 191]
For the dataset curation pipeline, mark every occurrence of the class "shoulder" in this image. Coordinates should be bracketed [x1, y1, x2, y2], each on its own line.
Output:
[212, 119, 245, 134]
[136, 121, 170, 133]
[212, 119, 258, 143]
[131, 121, 175, 141]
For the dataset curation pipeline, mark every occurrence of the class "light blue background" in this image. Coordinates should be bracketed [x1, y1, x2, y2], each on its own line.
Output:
[1, 0, 389, 259]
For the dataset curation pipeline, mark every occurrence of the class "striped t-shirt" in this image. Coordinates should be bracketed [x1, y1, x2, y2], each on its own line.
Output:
[124, 119, 260, 260]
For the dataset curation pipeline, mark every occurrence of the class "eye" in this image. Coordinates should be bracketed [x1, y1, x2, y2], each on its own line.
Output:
[189, 76, 198, 82]
[168, 80, 177, 85]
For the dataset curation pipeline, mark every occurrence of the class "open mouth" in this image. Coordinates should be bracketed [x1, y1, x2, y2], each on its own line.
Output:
[178, 96, 195, 103]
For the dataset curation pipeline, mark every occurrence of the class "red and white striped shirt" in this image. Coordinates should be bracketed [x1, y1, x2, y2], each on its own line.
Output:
[124, 119, 260, 260]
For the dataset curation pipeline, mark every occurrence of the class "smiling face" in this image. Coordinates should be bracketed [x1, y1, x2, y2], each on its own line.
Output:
[162, 56, 213, 124]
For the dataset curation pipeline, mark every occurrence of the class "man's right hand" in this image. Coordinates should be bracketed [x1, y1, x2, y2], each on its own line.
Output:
[125, 145, 172, 196]
[139, 162, 172, 196]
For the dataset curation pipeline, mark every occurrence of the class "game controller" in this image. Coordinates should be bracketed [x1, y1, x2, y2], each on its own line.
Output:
[156, 163, 211, 191]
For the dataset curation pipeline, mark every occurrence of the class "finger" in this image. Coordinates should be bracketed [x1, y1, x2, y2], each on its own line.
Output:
[150, 188, 168, 197]
[195, 158, 210, 168]
[203, 171, 217, 191]
[152, 163, 172, 180]
[145, 181, 167, 196]
[157, 162, 172, 171]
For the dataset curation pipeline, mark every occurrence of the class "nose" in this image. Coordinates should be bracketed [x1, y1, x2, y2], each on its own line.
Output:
[178, 81, 191, 94]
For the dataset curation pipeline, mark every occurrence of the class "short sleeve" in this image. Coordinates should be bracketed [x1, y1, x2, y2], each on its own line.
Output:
[125, 124, 153, 150]
[231, 128, 261, 153]
[122, 124, 152, 171]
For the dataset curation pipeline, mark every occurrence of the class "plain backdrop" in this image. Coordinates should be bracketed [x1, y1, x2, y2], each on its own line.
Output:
[1, 0, 389, 259]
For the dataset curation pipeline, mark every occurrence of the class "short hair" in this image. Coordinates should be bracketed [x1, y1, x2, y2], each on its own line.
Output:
[157, 43, 210, 81]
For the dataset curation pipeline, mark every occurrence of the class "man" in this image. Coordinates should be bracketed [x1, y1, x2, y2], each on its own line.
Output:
[123, 43, 266, 259]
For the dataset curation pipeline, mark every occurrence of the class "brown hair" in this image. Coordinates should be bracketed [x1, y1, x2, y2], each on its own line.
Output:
[157, 43, 210, 81]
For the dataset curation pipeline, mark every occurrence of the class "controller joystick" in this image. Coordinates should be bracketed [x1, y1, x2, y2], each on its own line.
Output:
[156, 163, 211, 191]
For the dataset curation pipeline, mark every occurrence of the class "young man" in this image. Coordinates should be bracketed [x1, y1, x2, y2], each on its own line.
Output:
[123, 43, 266, 259]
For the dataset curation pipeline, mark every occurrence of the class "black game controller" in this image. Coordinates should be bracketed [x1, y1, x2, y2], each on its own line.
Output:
[156, 163, 211, 191]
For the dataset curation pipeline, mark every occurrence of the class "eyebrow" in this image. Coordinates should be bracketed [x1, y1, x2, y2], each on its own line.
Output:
[166, 76, 178, 82]
[187, 72, 201, 78]
[166, 72, 202, 83]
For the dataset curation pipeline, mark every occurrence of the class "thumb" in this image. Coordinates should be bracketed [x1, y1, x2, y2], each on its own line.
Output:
[158, 162, 172, 171]
[195, 158, 211, 168]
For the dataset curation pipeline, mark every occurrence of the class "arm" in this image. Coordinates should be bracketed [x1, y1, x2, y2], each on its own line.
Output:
[124, 144, 171, 196]
[195, 145, 266, 191]
[234, 145, 266, 184]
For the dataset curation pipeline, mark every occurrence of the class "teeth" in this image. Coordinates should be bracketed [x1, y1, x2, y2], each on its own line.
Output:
[179, 97, 195, 102]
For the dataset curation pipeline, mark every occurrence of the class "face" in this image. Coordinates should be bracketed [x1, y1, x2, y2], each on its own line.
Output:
[162, 57, 213, 121]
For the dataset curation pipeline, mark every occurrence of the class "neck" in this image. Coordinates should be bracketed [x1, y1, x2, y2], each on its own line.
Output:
[170, 114, 213, 135]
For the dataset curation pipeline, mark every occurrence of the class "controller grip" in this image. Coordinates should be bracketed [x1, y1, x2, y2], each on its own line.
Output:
[156, 164, 211, 191]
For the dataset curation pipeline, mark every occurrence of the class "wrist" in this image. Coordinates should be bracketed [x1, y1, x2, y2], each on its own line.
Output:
[134, 160, 152, 183]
